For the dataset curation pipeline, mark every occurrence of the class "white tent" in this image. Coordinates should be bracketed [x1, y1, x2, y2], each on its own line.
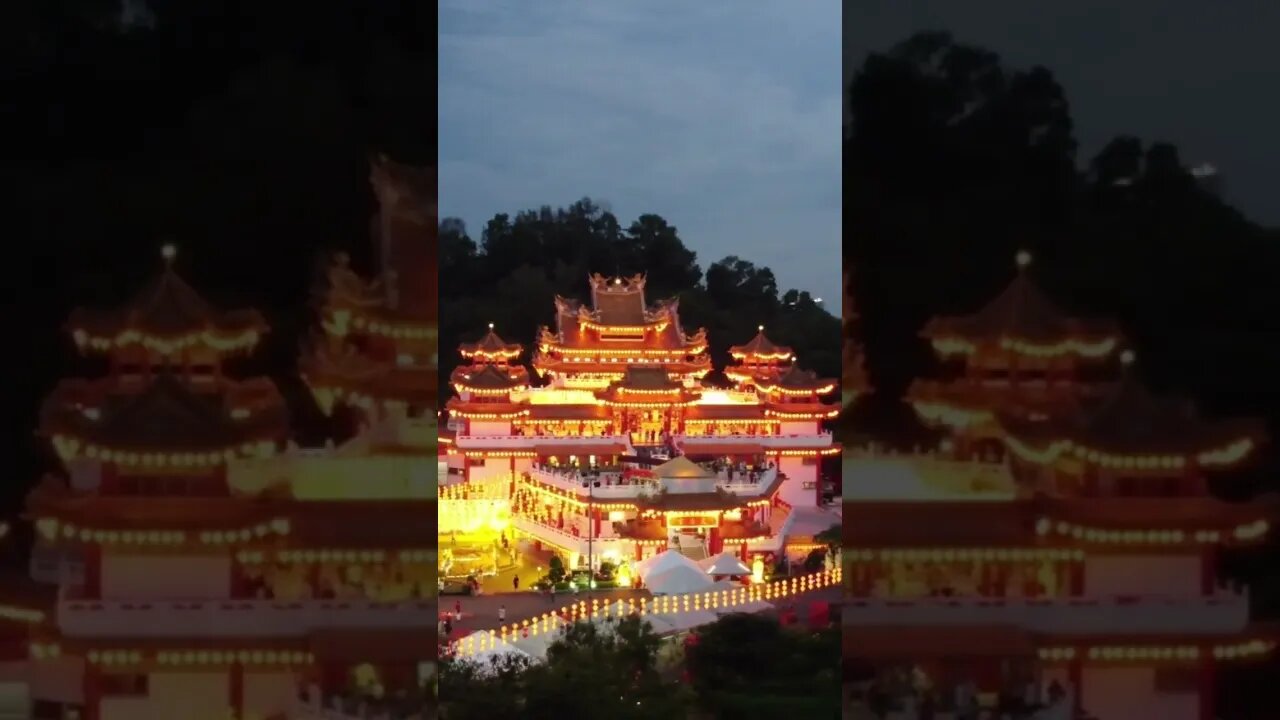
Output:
[646, 564, 714, 595]
[702, 552, 751, 577]
[636, 550, 704, 583]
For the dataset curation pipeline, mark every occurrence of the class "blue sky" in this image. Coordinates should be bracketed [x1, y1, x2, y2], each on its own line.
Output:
[439, 0, 842, 307]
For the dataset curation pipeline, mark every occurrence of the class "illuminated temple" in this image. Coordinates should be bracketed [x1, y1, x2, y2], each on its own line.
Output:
[0, 158, 435, 720]
[844, 251, 1276, 720]
[440, 274, 840, 580]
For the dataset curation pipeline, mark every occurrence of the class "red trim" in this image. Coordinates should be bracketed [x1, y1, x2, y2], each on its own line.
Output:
[1199, 654, 1215, 720]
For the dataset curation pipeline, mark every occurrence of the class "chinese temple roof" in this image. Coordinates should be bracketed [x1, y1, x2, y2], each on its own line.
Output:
[1000, 362, 1265, 461]
[760, 365, 836, 393]
[67, 246, 266, 355]
[301, 349, 436, 412]
[459, 325, 523, 362]
[369, 155, 435, 320]
[596, 367, 700, 404]
[653, 456, 715, 479]
[922, 251, 1121, 351]
[729, 327, 793, 361]
[843, 501, 1033, 547]
[588, 273, 649, 325]
[452, 364, 528, 392]
[41, 373, 288, 454]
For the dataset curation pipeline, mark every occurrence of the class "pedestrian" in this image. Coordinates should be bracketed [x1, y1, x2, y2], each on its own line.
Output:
[454, 599, 462, 621]
[498, 605, 506, 623]
[550, 585, 556, 603]
[513, 575, 520, 591]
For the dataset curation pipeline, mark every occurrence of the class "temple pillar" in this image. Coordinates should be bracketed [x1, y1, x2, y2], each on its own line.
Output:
[1198, 653, 1215, 720]
[1201, 546, 1218, 595]
[635, 544, 643, 562]
[83, 544, 102, 599]
[1067, 655, 1082, 714]
[229, 662, 245, 717]
[81, 664, 101, 720]
[708, 527, 723, 555]
[593, 509, 602, 537]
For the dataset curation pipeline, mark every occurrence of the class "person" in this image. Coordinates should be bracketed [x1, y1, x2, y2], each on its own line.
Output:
[454, 599, 462, 621]
[549, 585, 556, 603]
[498, 605, 506, 623]
[513, 575, 520, 591]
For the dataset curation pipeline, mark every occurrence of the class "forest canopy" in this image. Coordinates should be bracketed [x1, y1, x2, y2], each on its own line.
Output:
[438, 199, 840, 397]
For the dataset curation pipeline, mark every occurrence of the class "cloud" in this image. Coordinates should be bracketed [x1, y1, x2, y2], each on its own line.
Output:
[439, 0, 842, 306]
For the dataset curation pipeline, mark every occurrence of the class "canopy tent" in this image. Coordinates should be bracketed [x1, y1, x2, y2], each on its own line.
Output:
[652, 456, 714, 479]
[700, 552, 751, 577]
[646, 565, 714, 595]
[635, 549, 704, 581]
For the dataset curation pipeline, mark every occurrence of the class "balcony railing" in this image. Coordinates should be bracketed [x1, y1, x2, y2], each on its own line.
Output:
[841, 592, 1250, 635]
[676, 433, 834, 449]
[526, 467, 778, 499]
[453, 434, 629, 449]
[57, 599, 437, 638]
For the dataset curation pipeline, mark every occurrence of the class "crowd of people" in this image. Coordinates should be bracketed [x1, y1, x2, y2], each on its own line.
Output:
[240, 561, 433, 602]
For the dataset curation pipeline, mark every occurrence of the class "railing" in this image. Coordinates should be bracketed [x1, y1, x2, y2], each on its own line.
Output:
[841, 592, 1250, 634]
[677, 433, 834, 449]
[453, 434, 629, 449]
[526, 466, 778, 499]
[58, 599, 437, 638]
[511, 516, 629, 555]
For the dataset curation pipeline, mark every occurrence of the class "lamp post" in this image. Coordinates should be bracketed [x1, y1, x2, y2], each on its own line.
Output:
[587, 473, 595, 588]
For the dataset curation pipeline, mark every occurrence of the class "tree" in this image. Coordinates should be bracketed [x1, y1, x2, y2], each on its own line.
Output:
[547, 554, 566, 584]
[438, 653, 534, 720]
[685, 613, 840, 720]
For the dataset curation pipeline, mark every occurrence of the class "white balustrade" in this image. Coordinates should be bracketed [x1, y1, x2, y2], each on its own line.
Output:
[453, 434, 629, 449]
[57, 599, 437, 638]
[841, 592, 1250, 634]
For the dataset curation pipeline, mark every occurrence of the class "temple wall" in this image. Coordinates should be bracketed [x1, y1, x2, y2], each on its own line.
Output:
[1084, 554, 1200, 596]
[469, 459, 511, 484]
[1080, 666, 1197, 720]
[244, 670, 297, 718]
[101, 671, 230, 720]
[777, 457, 817, 508]
[101, 553, 231, 599]
[779, 421, 817, 436]
[468, 421, 511, 436]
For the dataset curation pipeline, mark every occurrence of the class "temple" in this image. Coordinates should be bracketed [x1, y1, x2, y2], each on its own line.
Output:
[439, 274, 840, 583]
[844, 251, 1276, 720]
[0, 158, 435, 720]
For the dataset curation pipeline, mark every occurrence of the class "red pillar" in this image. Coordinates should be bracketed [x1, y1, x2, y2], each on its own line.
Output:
[635, 544, 643, 562]
[83, 544, 102, 599]
[708, 527, 723, 555]
[1070, 559, 1085, 595]
[1201, 547, 1217, 596]
[1198, 653, 1215, 720]
[593, 509, 602, 537]
[1067, 655, 1082, 714]
[229, 662, 245, 718]
[81, 664, 100, 720]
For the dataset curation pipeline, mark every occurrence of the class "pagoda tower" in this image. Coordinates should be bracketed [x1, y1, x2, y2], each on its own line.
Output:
[844, 254, 1276, 720]
[40, 244, 289, 499]
[533, 273, 710, 389]
[301, 155, 437, 432]
[907, 250, 1124, 459]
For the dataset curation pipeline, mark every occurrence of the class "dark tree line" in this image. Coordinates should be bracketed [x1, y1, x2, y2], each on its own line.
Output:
[3, 1, 431, 515]
[439, 199, 840, 398]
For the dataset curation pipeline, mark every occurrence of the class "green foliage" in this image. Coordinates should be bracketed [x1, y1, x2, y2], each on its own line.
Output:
[439, 201, 840, 401]
[802, 548, 827, 573]
[815, 522, 841, 553]
[685, 613, 840, 720]
[439, 615, 692, 720]
[547, 554, 566, 583]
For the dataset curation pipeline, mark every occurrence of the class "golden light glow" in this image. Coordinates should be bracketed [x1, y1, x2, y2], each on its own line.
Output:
[929, 335, 1118, 359]
[70, 327, 261, 355]
[50, 434, 277, 467]
[36, 517, 290, 547]
[911, 401, 992, 429]
[1006, 435, 1256, 469]
[1037, 641, 1275, 663]
[845, 547, 1083, 562]
[1036, 517, 1269, 545]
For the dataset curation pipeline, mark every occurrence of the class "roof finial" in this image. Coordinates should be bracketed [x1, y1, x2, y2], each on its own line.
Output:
[161, 243, 177, 264]
[1015, 249, 1032, 269]
[758, 325, 764, 332]
[1120, 349, 1135, 367]
[488, 322, 495, 330]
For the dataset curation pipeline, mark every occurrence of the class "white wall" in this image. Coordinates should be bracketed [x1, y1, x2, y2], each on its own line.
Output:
[101, 553, 231, 600]
[1081, 666, 1198, 720]
[778, 457, 817, 507]
[244, 670, 297, 719]
[469, 458, 512, 484]
[469, 421, 511, 436]
[779, 421, 818, 436]
[1084, 554, 1201, 596]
